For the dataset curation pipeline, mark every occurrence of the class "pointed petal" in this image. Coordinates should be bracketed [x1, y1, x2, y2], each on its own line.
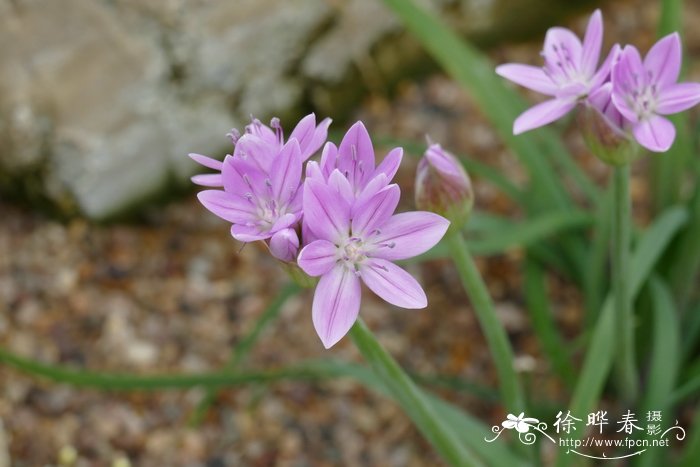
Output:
[370, 211, 449, 261]
[312, 266, 361, 348]
[328, 169, 354, 201]
[612, 46, 646, 113]
[590, 44, 621, 91]
[543, 27, 583, 69]
[230, 224, 268, 242]
[355, 173, 389, 206]
[191, 174, 223, 187]
[303, 178, 351, 242]
[269, 228, 299, 262]
[360, 259, 427, 309]
[337, 121, 375, 189]
[189, 153, 223, 170]
[632, 115, 676, 152]
[495, 64, 557, 96]
[374, 147, 403, 182]
[657, 82, 700, 115]
[290, 114, 332, 161]
[234, 134, 277, 173]
[298, 239, 338, 276]
[581, 9, 603, 76]
[197, 190, 255, 224]
[305, 160, 324, 182]
[270, 139, 302, 202]
[513, 99, 576, 134]
[644, 32, 682, 87]
[320, 142, 338, 179]
[351, 184, 400, 237]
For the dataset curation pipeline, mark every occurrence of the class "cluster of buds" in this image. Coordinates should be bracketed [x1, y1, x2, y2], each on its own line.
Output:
[497, 10, 700, 162]
[190, 116, 472, 347]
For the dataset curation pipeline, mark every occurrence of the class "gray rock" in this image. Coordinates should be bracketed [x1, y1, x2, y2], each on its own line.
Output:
[0, 0, 598, 219]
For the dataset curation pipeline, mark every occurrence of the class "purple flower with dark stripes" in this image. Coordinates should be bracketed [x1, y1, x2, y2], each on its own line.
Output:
[611, 33, 700, 152]
[297, 170, 450, 349]
[496, 10, 619, 134]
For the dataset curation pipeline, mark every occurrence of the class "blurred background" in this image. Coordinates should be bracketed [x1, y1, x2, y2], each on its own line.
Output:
[1, 0, 699, 465]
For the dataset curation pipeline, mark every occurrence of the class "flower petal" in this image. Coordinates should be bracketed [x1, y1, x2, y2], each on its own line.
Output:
[632, 115, 676, 152]
[644, 32, 682, 88]
[495, 64, 557, 96]
[590, 44, 621, 91]
[191, 174, 223, 187]
[351, 184, 400, 237]
[197, 190, 255, 224]
[320, 142, 338, 179]
[360, 259, 427, 309]
[513, 99, 576, 135]
[234, 134, 277, 173]
[374, 147, 403, 182]
[189, 153, 223, 170]
[612, 45, 645, 121]
[370, 211, 449, 261]
[337, 121, 375, 189]
[298, 239, 338, 276]
[581, 9, 603, 76]
[290, 114, 332, 161]
[230, 224, 268, 242]
[270, 139, 302, 203]
[543, 27, 583, 70]
[312, 265, 361, 348]
[657, 82, 700, 115]
[303, 178, 351, 242]
[328, 169, 354, 201]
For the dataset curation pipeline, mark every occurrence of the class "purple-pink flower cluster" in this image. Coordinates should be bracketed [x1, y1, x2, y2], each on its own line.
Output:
[190, 116, 450, 348]
[496, 9, 700, 153]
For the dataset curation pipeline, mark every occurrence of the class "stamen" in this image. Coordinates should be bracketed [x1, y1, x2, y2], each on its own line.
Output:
[270, 117, 283, 143]
[226, 128, 241, 145]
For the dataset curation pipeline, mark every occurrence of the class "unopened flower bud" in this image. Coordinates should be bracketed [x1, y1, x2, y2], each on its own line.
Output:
[269, 228, 299, 262]
[415, 143, 473, 228]
[580, 83, 639, 166]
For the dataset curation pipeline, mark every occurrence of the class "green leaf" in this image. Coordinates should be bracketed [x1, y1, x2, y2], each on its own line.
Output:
[584, 181, 614, 325]
[635, 277, 681, 467]
[679, 405, 700, 467]
[523, 259, 575, 388]
[412, 211, 592, 261]
[556, 206, 689, 467]
[378, 0, 598, 210]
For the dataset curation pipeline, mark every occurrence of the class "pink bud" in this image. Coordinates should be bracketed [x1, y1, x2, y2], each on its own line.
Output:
[415, 143, 474, 227]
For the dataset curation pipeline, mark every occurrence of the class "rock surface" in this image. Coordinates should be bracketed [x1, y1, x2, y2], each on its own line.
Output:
[0, 0, 598, 219]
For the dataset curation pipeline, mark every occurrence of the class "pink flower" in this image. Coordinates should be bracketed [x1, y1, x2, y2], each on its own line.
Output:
[298, 169, 449, 348]
[611, 33, 700, 152]
[496, 10, 619, 134]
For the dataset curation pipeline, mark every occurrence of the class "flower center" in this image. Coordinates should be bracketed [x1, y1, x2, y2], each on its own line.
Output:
[342, 238, 366, 264]
[543, 42, 589, 96]
[629, 83, 658, 120]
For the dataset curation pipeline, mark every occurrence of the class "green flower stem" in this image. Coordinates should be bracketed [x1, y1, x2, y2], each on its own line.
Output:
[445, 231, 525, 413]
[189, 282, 301, 425]
[349, 319, 481, 467]
[611, 165, 638, 401]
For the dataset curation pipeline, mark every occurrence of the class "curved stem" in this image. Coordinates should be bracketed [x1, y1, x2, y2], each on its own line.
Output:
[612, 165, 638, 401]
[445, 231, 525, 412]
[349, 319, 481, 467]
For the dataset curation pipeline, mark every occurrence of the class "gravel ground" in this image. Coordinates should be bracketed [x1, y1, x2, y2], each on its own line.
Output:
[1, 0, 699, 465]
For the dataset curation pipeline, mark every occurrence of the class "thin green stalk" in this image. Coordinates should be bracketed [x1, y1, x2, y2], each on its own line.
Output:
[611, 165, 638, 401]
[189, 282, 300, 425]
[349, 319, 482, 467]
[445, 231, 525, 413]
